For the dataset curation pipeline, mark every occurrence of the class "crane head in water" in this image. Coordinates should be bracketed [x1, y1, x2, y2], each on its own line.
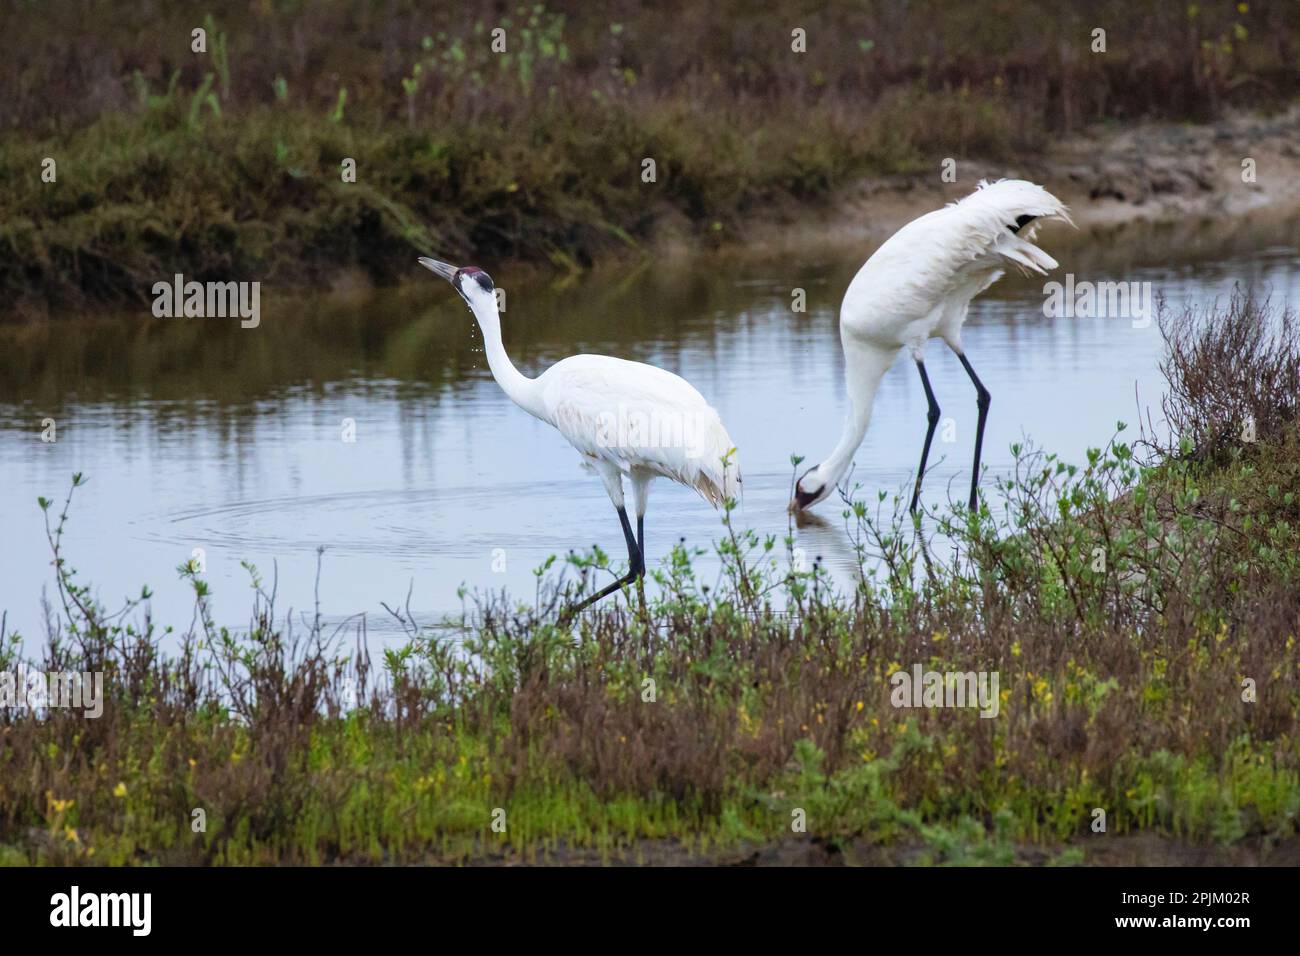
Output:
[791, 464, 833, 512]
[418, 257, 495, 309]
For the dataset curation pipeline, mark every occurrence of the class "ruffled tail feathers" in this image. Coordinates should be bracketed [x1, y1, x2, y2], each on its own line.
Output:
[994, 232, 1060, 276]
[963, 178, 1075, 230]
[955, 179, 1072, 276]
[696, 448, 742, 509]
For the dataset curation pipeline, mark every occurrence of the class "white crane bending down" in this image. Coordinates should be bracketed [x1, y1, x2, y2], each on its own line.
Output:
[419, 257, 741, 613]
[790, 179, 1071, 514]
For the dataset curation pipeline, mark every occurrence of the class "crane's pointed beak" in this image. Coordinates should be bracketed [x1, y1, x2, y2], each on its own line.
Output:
[417, 257, 458, 282]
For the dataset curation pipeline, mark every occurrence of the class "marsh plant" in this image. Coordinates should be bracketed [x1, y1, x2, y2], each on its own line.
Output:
[1, 293, 1298, 865]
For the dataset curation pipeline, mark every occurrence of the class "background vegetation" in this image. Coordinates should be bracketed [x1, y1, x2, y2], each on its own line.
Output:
[3, 0, 1298, 314]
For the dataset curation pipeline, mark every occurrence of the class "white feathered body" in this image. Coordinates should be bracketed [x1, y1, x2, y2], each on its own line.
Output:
[537, 354, 741, 506]
[842, 179, 1071, 355]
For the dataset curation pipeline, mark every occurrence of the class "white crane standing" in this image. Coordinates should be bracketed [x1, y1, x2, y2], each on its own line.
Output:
[790, 179, 1071, 514]
[419, 257, 741, 613]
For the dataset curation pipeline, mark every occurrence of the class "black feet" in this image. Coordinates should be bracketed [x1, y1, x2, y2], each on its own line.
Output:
[560, 506, 645, 622]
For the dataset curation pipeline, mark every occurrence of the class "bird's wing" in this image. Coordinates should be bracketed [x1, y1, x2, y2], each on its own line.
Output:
[539, 355, 741, 506]
[850, 180, 1070, 323]
[959, 179, 1070, 275]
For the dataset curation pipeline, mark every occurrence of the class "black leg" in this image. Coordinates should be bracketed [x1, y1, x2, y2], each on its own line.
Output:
[634, 513, 648, 606]
[636, 515, 645, 573]
[957, 352, 991, 511]
[565, 506, 644, 616]
[910, 360, 941, 514]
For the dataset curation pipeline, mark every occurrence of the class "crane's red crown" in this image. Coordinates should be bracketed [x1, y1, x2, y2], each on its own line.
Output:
[454, 267, 495, 294]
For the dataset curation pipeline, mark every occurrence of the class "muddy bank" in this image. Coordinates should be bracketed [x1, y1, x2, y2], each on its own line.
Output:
[684, 106, 1300, 265]
[9, 105, 1299, 323]
[384, 106, 1300, 297]
[319, 106, 1300, 304]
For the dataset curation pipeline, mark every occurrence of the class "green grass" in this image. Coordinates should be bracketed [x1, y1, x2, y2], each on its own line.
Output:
[0, 89, 1027, 314]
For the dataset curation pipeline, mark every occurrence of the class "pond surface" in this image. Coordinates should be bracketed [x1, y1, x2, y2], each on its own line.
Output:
[3, 214, 1299, 649]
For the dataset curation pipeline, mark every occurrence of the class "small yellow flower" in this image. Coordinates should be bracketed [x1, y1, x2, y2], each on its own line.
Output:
[113, 782, 127, 798]
[855, 701, 864, 712]
[64, 826, 80, 844]
[48, 795, 74, 814]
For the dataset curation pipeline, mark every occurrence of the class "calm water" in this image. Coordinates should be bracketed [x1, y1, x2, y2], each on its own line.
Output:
[3, 215, 1299, 648]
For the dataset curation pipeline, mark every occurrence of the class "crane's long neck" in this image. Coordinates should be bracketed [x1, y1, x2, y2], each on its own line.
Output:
[469, 296, 543, 418]
[817, 340, 895, 491]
